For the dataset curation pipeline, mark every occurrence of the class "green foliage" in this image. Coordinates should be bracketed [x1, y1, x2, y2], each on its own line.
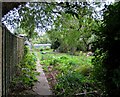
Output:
[35, 46, 51, 52]
[74, 64, 93, 76]
[32, 34, 51, 44]
[11, 46, 39, 91]
[92, 2, 120, 97]
[35, 50, 101, 96]
[47, 12, 99, 53]
[18, 2, 56, 39]
[55, 72, 91, 96]
[3, 2, 101, 44]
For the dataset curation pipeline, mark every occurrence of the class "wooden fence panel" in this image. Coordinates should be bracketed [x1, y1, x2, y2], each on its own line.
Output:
[2, 26, 24, 96]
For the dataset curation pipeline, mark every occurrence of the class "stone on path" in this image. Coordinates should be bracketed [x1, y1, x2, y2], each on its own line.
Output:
[32, 60, 52, 95]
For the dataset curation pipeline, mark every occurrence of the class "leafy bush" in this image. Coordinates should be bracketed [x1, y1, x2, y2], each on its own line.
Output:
[45, 46, 51, 50]
[92, 2, 120, 97]
[10, 46, 39, 92]
[74, 64, 93, 76]
[55, 72, 95, 96]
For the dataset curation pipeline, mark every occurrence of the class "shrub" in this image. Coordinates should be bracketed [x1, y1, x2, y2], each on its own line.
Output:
[74, 64, 93, 76]
[10, 46, 39, 92]
[92, 2, 120, 96]
[45, 46, 50, 50]
[54, 72, 95, 96]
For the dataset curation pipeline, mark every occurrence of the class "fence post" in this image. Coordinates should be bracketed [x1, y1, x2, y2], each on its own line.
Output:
[0, 26, 2, 97]
[0, 2, 2, 96]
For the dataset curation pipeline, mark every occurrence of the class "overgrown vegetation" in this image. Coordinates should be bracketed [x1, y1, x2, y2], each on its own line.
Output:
[92, 2, 120, 97]
[9, 46, 39, 95]
[35, 48, 102, 96]
[3, 1, 120, 97]
[47, 7, 99, 53]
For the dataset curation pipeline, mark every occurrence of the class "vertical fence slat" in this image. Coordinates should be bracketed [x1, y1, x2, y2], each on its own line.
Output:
[2, 25, 5, 96]
[0, 26, 2, 97]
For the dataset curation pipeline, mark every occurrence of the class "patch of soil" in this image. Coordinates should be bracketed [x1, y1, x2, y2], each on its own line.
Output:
[8, 82, 36, 96]
[44, 65, 59, 95]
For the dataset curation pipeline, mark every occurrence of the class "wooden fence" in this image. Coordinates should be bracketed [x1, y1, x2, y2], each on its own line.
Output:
[2, 25, 24, 96]
[0, 26, 2, 97]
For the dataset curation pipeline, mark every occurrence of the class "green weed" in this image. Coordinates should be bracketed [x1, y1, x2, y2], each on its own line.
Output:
[10, 46, 40, 91]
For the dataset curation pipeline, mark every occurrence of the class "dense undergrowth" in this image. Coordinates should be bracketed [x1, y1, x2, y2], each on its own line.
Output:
[92, 2, 120, 96]
[9, 46, 39, 95]
[36, 48, 103, 96]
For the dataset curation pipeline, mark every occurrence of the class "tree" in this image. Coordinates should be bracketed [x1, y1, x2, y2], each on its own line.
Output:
[47, 7, 99, 53]
[2, 2, 100, 40]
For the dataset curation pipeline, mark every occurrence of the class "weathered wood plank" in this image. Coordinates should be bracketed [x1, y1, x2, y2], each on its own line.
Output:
[0, 26, 2, 97]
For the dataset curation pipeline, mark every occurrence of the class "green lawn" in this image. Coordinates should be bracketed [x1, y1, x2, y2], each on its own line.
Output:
[35, 48, 98, 96]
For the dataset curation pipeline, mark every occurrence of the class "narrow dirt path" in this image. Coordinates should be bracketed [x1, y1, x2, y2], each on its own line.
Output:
[32, 59, 52, 95]
[8, 51, 52, 96]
